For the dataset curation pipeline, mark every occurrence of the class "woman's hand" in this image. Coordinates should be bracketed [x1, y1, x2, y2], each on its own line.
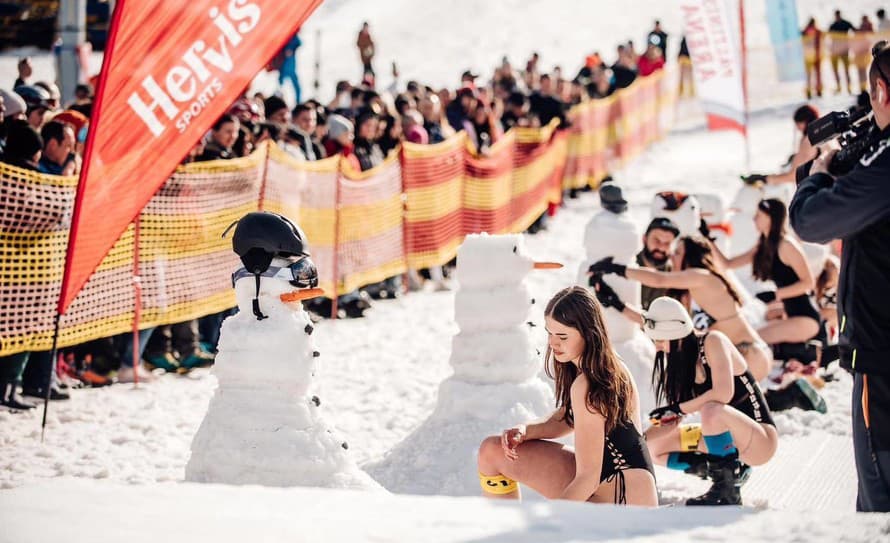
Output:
[501, 425, 526, 460]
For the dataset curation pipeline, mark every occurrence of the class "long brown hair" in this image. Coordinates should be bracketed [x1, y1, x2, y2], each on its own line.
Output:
[544, 286, 634, 434]
[752, 198, 787, 281]
[679, 237, 742, 306]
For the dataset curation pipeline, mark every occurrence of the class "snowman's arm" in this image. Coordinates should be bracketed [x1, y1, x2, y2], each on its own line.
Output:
[524, 407, 573, 440]
[625, 267, 708, 289]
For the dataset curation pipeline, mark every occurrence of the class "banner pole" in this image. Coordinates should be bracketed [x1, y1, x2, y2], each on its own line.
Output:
[40, 312, 62, 443]
[740, 0, 751, 171]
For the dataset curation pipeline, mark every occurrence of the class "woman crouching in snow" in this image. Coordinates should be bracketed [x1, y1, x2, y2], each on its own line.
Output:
[638, 297, 778, 506]
[476, 286, 658, 505]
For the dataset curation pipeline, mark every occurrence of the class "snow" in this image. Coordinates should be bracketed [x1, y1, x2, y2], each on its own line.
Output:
[367, 234, 554, 495]
[3, 0, 890, 539]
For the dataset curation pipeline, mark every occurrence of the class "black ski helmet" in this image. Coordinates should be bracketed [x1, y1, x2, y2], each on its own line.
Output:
[228, 211, 310, 274]
[14, 85, 52, 112]
[223, 211, 311, 321]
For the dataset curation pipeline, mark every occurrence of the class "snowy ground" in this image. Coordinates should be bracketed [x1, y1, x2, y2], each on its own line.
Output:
[0, 96, 881, 539]
[3, 1, 890, 540]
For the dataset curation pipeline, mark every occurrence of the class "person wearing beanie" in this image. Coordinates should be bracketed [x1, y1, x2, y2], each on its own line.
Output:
[592, 294, 777, 506]
[1, 118, 43, 170]
[1, 89, 27, 120]
[636, 217, 680, 309]
[476, 286, 657, 506]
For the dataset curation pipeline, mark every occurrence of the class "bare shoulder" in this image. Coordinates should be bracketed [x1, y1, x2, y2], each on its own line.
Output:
[571, 373, 590, 398]
[704, 330, 732, 351]
[779, 236, 803, 256]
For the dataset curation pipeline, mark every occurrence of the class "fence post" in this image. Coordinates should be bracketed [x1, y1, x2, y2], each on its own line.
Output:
[330, 157, 342, 320]
[131, 215, 142, 387]
[398, 144, 410, 294]
[258, 141, 271, 211]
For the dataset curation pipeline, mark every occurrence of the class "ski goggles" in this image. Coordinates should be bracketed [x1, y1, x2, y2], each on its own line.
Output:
[232, 257, 318, 289]
[642, 317, 689, 331]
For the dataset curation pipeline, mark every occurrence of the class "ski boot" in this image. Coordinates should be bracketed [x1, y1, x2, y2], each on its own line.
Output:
[686, 453, 744, 506]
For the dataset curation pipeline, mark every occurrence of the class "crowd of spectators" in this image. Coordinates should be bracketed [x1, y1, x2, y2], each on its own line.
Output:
[0, 20, 670, 406]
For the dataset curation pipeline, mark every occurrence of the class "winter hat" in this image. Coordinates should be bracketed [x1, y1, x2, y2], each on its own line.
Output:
[645, 217, 680, 237]
[326, 114, 353, 141]
[599, 183, 628, 213]
[52, 109, 89, 134]
[642, 297, 694, 341]
[4, 118, 43, 161]
[1, 88, 27, 118]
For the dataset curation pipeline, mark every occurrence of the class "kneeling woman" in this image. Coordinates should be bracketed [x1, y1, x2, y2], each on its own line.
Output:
[642, 297, 778, 506]
[477, 286, 658, 506]
[589, 236, 771, 381]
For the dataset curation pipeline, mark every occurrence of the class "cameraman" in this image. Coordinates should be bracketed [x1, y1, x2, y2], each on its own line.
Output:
[789, 42, 890, 512]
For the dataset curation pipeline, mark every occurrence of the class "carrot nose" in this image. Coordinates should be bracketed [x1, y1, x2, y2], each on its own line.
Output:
[280, 288, 326, 303]
[533, 262, 563, 270]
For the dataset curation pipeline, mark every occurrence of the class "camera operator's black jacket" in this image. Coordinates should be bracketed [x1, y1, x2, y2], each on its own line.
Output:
[790, 125, 890, 376]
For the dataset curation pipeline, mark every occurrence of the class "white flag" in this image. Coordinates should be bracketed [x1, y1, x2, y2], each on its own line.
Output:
[681, 0, 747, 133]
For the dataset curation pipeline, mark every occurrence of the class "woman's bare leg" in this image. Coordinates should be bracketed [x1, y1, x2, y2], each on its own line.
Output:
[477, 436, 576, 499]
[757, 316, 819, 345]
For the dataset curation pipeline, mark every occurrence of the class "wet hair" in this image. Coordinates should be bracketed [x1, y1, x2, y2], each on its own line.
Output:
[678, 237, 742, 306]
[752, 199, 787, 281]
[543, 286, 633, 434]
[652, 333, 700, 405]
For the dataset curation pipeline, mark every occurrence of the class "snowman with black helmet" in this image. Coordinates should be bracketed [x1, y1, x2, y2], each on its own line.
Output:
[186, 211, 381, 489]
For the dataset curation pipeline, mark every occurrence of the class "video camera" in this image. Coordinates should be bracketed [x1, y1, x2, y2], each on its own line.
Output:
[796, 96, 875, 183]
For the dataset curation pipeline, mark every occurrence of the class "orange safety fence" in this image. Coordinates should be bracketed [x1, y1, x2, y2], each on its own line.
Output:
[564, 70, 673, 190]
[1, 72, 676, 356]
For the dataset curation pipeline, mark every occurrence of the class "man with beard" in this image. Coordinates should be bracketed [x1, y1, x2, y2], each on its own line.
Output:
[636, 217, 680, 309]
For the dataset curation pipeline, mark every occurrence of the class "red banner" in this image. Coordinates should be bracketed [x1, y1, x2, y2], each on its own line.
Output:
[58, 0, 322, 313]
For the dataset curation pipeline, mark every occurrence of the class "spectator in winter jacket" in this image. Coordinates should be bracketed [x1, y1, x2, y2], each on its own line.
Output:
[37, 120, 76, 175]
[529, 74, 566, 127]
[419, 94, 448, 143]
[1, 119, 42, 170]
[353, 109, 384, 171]
[292, 103, 325, 161]
[198, 114, 239, 161]
[638, 44, 666, 77]
[403, 110, 429, 145]
[501, 91, 529, 131]
[357, 22, 375, 76]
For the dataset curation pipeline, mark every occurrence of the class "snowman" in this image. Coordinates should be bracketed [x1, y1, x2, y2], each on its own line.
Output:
[368, 233, 558, 496]
[185, 212, 381, 490]
[581, 183, 657, 416]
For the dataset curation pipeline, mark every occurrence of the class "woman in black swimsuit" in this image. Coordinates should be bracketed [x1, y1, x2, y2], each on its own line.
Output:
[477, 286, 657, 506]
[712, 198, 820, 345]
[642, 297, 778, 506]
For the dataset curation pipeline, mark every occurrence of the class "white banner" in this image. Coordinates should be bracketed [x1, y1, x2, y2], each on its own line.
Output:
[680, 0, 747, 133]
